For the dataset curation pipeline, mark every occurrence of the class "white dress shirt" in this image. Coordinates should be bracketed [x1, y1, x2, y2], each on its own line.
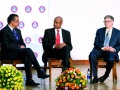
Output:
[53, 28, 63, 48]
[102, 27, 116, 52]
[104, 27, 113, 40]
[55, 28, 63, 43]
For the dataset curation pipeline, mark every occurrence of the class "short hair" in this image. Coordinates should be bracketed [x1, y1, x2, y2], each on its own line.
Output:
[7, 14, 18, 24]
[104, 15, 114, 21]
[54, 16, 63, 23]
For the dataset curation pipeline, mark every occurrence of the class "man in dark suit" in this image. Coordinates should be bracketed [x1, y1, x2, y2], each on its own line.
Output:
[89, 15, 120, 84]
[0, 14, 49, 86]
[42, 16, 73, 72]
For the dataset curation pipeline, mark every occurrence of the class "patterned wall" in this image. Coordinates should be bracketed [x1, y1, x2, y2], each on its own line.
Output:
[0, 0, 49, 66]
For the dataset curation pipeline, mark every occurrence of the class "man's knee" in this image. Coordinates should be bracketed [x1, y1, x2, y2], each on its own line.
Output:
[25, 48, 33, 54]
[61, 46, 70, 51]
[106, 57, 115, 62]
[26, 48, 32, 52]
[105, 52, 115, 61]
[89, 52, 97, 61]
[107, 56, 115, 61]
[42, 52, 49, 64]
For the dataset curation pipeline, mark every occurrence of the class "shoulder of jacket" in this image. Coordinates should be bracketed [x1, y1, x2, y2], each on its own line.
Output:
[62, 29, 70, 32]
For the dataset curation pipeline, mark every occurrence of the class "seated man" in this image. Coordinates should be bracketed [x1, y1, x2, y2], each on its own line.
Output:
[42, 16, 73, 72]
[89, 15, 120, 84]
[0, 14, 50, 86]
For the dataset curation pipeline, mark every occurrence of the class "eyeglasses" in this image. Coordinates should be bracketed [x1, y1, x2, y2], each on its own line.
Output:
[103, 21, 112, 23]
[12, 20, 19, 23]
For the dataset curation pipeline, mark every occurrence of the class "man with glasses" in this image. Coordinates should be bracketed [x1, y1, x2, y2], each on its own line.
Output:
[89, 15, 120, 84]
[0, 14, 50, 86]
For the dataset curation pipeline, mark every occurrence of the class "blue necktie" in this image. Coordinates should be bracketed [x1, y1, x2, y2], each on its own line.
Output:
[103, 31, 110, 46]
[13, 29, 19, 40]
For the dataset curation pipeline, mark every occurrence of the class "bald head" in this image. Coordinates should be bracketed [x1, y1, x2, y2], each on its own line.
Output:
[53, 16, 63, 29]
[54, 16, 63, 23]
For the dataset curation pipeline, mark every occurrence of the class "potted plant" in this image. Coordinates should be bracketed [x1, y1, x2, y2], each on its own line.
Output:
[55, 67, 87, 90]
[0, 65, 24, 90]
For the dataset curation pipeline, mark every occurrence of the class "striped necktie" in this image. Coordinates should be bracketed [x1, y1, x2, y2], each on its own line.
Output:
[103, 31, 110, 46]
[13, 29, 19, 40]
[55, 30, 60, 44]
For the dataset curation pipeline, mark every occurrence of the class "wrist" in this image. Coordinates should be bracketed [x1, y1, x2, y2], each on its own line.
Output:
[101, 47, 105, 51]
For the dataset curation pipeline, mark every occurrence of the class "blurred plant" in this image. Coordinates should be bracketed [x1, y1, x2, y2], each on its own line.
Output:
[0, 65, 24, 90]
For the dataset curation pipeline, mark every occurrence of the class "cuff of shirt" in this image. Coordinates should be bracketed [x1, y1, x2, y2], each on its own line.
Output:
[53, 45, 55, 48]
[101, 47, 105, 51]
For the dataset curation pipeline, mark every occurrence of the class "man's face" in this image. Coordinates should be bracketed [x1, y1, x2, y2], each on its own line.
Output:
[104, 18, 113, 28]
[53, 18, 62, 29]
[11, 16, 19, 28]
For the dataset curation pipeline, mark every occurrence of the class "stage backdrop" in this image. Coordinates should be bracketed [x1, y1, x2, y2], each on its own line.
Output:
[0, 0, 120, 66]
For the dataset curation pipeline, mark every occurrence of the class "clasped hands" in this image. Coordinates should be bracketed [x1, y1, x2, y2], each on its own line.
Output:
[55, 43, 66, 49]
[20, 45, 25, 48]
[103, 46, 115, 52]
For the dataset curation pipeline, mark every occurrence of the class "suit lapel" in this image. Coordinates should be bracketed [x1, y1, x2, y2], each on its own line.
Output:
[52, 28, 55, 43]
[62, 29, 65, 42]
[109, 28, 116, 46]
[6, 25, 13, 35]
[7, 26, 18, 41]
[52, 28, 65, 43]
[102, 28, 106, 42]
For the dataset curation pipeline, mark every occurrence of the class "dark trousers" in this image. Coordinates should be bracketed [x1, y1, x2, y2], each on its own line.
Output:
[89, 49, 115, 77]
[16, 48, 41, 80]
[42, 46, 71, 68]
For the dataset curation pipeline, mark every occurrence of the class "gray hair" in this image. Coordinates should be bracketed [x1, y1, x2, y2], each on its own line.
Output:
[104, 15, 114, 21]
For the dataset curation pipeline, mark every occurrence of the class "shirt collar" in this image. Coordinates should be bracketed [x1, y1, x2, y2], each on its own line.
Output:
[106, 27, 113, 32]
[55, 28, 62, 31]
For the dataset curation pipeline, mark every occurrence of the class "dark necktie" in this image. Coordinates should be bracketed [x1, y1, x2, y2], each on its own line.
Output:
[13, 29, 19, 40]
[103, 31, 110, 46]
[55, 30, 60, 44]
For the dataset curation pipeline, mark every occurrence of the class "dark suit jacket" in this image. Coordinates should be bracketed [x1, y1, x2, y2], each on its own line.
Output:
[93, 27, 120, 62]
[0, 25, 26, 59]
[42, 28, 73, 51]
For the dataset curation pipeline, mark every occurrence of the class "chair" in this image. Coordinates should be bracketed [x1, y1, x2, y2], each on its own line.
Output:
[0, 45, 23, 69]
[1, 60, 24, 69]
[90, 58, 117, 83]
[0, 45, 32, 70]
[48, 58, 73, 82]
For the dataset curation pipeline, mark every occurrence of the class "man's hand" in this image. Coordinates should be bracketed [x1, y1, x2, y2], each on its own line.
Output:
[55, 43, 66, 49]
[103, 46, 110, 51]
[109, 47, 116, 52]
[59, 43, 66, 49]
[20, 45, 25, 48]
[55, 44, 60, 49]
[103, 46, 115, 52]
